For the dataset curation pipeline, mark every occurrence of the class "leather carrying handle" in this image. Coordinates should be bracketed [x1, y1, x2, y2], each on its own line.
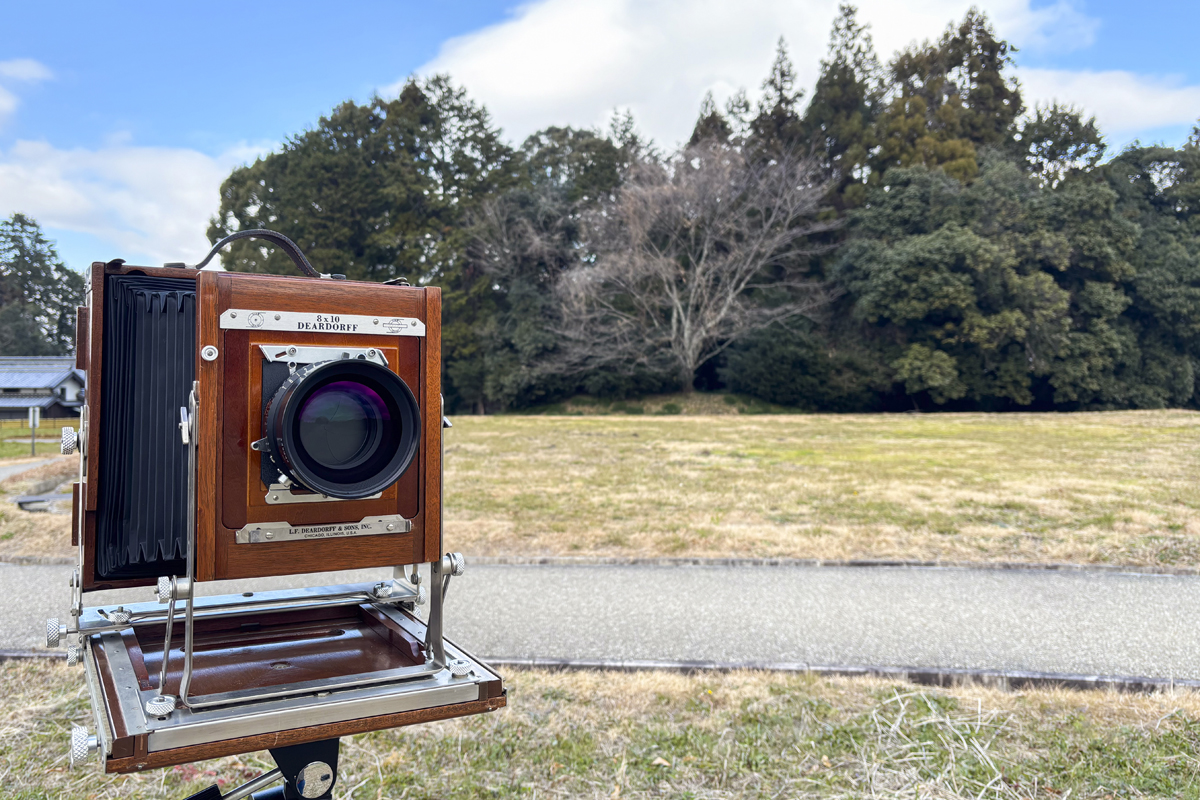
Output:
[192, 229, 320, 278]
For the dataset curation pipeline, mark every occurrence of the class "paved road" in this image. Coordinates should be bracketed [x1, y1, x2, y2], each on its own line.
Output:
[0, 456, 60, 481]
[3, 562, 1199, 679]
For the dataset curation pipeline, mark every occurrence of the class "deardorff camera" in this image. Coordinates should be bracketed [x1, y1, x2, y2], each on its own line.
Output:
[76, 236, 442, 588]
[55, 231, 503, 783]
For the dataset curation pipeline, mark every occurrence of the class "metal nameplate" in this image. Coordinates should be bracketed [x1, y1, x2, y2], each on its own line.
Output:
[235, 515, 412, 544]
[221, 309, 425, 337]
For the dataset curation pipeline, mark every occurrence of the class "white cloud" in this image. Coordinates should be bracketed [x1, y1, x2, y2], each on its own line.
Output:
[0, 59, 53, 82]
[1021, 68, 1200, 137]
[0, 140, 265, 266]
[0, 58, 51, 128]
[411, 0, 1107, 148]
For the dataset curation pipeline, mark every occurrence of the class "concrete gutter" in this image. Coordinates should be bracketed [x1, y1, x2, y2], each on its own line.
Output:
[7, 648, 1195, 694]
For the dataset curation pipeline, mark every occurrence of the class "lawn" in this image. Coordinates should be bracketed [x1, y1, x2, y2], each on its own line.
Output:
[4, 659, 1200, 799]
[6, 410, 1200, 568]
[445, 409, 1200, 568]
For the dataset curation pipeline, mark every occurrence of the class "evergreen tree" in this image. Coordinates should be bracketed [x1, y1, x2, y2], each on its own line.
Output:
[0, 214, 83, 356]
[872, 9, 1022, 183]
[748, 38, 805, 155]
[689, 91, 733, 145]
[801, 4, 884, 208]
[1011, 103, 1106, 188]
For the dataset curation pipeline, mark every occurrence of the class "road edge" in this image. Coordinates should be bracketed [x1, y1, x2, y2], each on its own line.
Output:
[5, 649, 1193, 694]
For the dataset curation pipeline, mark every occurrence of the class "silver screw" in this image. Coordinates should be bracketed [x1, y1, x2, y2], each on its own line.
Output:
[373, 318, 379, 324]
[272, 494, 279, 501]
[368, 349, 377, 358]
[287, 346, 297, 355]
[230, 312, 237, 318]
[200, 345, 219, 361]
[275, 314, 281, 320]
[265, 532, 274, 540]
[386, 523, 394, 531]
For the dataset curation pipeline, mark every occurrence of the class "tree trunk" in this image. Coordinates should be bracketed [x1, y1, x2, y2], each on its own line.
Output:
[679, 365, 696, 393]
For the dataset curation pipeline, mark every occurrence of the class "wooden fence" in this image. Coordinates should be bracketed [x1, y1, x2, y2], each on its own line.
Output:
[0, 417, 78, 431]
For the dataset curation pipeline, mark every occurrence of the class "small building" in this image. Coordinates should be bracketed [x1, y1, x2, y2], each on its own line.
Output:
[0, 357, 85, 420]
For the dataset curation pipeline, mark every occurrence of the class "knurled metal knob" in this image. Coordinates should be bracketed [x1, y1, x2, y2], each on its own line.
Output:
[416, 585, 428, 606]
[448, 658, 473, 677]
[69, 725, 97, 769]
[296, 761, 335, 798]
[107, 607, 132, 625]
[46, 618, 65, 648]
[447, 552, 466, 577]
[145, 694, 177, 718]
[66, 644, 80, 667]
[156, 576, 173, 604]
[60, 426, 77, 455]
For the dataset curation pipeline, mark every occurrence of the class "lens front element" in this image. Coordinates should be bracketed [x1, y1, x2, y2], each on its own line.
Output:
[298, 381, 387, 471]
[264, 359, 420, 499]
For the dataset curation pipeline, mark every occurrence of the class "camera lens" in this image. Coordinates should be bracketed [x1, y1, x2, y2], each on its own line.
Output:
[263, 359, 420, 499]
[297, 381, 386, 471]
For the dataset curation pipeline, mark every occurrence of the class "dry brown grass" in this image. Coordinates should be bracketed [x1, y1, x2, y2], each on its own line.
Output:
[9, 411, 1200, 568]
[4, 659, 1200, 799]
[0, 456, 75, 563]
[445, 410, 1200, 567]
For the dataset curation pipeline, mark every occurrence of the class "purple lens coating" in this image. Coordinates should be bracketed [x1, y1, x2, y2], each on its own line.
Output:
[298, 381, 390, 469]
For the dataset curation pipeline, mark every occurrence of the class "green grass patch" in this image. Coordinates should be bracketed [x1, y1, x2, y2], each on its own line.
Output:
[9, 662, 1200, 799]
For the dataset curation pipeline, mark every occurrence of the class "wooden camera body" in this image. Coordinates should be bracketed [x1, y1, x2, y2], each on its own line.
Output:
[54, 247, 503, 786]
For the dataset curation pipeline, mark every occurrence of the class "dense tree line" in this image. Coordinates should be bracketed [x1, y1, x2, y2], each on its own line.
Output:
[0, 214, 83, 356]
[208, 5, 1200, 413]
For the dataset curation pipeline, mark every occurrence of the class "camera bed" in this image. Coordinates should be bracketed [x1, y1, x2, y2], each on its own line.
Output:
[78, 586, 504, 773]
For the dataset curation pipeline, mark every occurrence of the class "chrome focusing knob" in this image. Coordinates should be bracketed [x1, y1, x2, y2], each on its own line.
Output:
[66, 644, 80, 667]
[69, 725, 97, 769]
[106, 607, 132, 625]
[46, 618, 66, 648]
[445, 552, 466, 577]
[145, 694, 177, 718]
[60, 426, 78, 455]
[448, 658, 473, 677]
[156, 576, 173, 604]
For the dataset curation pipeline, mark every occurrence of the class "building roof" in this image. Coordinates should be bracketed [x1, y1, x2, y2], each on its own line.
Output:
[0, 395, 74, 409]
[0, 357, 83, 390]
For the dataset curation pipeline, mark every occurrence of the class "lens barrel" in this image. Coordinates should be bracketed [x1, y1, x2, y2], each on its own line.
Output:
[262, 359, 420, 499]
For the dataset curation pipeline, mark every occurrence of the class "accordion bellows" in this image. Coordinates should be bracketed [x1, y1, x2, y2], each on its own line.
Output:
[95, 275, 194, 579]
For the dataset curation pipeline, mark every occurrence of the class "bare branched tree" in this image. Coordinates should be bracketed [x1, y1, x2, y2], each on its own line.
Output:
[554, 141, 839, 390]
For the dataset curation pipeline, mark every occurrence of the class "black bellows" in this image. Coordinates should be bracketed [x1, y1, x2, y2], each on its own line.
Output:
[95, 275, 195, 580]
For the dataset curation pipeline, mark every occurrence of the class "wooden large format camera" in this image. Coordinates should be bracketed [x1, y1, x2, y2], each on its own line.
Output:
[51, 232, 503, 795]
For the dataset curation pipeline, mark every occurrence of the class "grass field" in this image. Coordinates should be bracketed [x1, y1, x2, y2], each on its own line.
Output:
[5, 410, 1200, 568]
[444, 410, 1200, 568]
[4, 659, 1200, 799]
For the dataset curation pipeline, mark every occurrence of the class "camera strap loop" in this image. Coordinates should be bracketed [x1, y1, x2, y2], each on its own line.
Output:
[191, 229, 321, 278]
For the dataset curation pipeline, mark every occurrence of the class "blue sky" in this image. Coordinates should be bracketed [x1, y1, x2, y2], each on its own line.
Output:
[1, 0, 1198, 272]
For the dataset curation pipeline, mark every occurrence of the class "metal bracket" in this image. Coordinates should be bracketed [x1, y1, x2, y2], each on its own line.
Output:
[257, 344, 388, 368]
[235, 515, 412, 544]
[264, 483, 382, 505]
